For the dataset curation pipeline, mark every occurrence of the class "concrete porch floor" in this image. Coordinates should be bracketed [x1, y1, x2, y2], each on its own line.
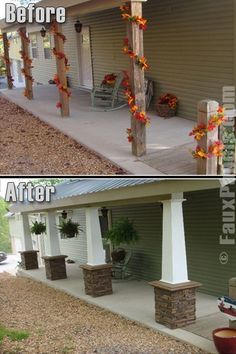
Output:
[1, 85, 196, 175]
[17, 264, 228, 354]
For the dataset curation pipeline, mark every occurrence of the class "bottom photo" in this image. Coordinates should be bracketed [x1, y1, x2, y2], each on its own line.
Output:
[0, 177, 235, 354]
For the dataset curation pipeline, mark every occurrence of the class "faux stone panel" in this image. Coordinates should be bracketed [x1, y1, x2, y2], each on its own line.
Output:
[20, 251, 39, 270]
[81, 264, 113, 297]
[42, 255, 67, 281]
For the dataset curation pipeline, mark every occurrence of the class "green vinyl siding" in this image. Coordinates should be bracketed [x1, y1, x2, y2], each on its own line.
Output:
[184, 185, 236, 297]
[111, 203, 162, 281]
[111, 185, 236, 297]
[78, 0, 234, 120]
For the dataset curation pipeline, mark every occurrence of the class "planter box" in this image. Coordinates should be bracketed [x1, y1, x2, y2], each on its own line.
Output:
[42, 255, 68, 281]
[156, 103, 176, 118]
[19, 250, 39, 270]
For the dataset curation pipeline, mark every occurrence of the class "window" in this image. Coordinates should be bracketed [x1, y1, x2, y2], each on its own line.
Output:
[43, 34, 52, 60]
[30, 34, 38, 59]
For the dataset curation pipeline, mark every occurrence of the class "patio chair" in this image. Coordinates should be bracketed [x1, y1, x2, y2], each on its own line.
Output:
[145, 78, 154, 110]
[91, 72, 126, 111]
[112, 250, 132, 279]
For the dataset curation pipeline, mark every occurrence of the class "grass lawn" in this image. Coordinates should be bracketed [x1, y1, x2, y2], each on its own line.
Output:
[0, 326, 29, 343]
[0, 273, 208, 354]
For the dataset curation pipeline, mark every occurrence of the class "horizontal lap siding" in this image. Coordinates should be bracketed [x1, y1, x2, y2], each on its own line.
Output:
[184, 185, 236, 296]
[79, 0, 234, 120]
[59, 209, 87, 264]
[78, 10, 128, 88]
[30, 32, 56, 85]
[144, 0, 234, 119]
[111, 203, 162, 281]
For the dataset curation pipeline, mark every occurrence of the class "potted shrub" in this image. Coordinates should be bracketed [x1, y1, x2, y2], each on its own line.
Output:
[30, 221, 46, 235]
[57, 218, 83, 239]
[156, 93, 178, 118]
[105, 218, 139, 262]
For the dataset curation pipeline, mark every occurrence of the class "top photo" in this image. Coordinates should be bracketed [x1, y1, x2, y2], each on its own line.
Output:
[0, 0, 235, 176]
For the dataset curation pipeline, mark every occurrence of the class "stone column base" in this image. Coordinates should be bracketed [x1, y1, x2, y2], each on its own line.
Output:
[149, 280, 202, 329]
[19, 250, 39, 270]
[42, 255, 68, 281]
[80, 264, 113, 297]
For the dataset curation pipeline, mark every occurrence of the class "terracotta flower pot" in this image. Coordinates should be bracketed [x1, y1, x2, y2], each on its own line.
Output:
[213, 327, 236, 354]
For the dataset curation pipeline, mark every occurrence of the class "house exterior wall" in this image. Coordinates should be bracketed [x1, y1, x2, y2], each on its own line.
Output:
[111, 184, 236, 297]
[58, 209, 88, 264]
[78, 0, 234, 120]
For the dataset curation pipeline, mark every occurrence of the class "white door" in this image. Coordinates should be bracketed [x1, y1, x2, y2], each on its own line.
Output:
[79, 26, 93, 89]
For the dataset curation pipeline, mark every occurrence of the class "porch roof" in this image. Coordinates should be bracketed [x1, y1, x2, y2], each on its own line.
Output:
[10, 178, 222, 214]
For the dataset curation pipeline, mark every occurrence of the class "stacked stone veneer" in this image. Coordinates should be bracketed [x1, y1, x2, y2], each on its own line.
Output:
[150, 281, 202, 329]
[80, 264, 113, 297]
[42, 255, 67, 281]
[19, 250, 39, 270]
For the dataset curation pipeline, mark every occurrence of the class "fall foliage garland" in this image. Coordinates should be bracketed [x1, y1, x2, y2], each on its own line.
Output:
[120, 3, 150, 143]
[18, 29, 34, 98]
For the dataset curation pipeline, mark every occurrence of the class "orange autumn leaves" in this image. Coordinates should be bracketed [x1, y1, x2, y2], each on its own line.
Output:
[120, 3, 150, 143]
[190, 107, 226, 159]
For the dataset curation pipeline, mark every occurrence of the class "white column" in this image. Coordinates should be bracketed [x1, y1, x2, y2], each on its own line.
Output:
[161, 193, 189, 284]
[44, 211, 61, 256]
[86, 207, 105, 266]
[21, 213, 34, 251]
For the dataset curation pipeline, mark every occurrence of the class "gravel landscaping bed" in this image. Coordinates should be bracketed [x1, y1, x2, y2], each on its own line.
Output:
[0, 273, 208, 354]
[0, 96, 125, 175]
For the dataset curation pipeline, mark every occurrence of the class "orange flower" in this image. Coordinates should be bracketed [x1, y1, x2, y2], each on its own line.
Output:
[208, 141, 225, 157]
[189, 124, 207, 141]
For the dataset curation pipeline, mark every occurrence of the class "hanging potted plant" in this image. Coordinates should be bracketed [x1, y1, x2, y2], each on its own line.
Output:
[30, 221, 46, 235]
[105, 218, 139, 262]
[57, 218, 83, 239]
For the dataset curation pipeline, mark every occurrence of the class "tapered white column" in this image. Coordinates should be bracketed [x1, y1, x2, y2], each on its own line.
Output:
[21, 214, 34, 251]
[161, 193, 189, 284]
[45, 211, 61, 256]
[86, 207, 105, 266]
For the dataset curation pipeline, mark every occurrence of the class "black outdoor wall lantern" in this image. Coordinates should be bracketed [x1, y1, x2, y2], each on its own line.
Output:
[40, 27, 47, 38]
[74, 20, 83, 34]
[61, 210, 68, 220]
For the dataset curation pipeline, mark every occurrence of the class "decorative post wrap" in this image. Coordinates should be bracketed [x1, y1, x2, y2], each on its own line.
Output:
[80, 207, 112, 297]
[2, 33, 13, 89]
[19, 214, 39, 270]
[149, 193, 201, 329]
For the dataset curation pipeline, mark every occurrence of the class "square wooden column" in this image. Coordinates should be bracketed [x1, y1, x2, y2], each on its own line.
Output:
[2, 33, 13, 89]
[19, 27, 33, 100]
[53, 22, 70, 117]
[127, 0, 147, 157]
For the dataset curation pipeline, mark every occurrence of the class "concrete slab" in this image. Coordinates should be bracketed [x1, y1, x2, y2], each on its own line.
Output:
[1, 86, 196, 176]
[16, 264, 219, 353]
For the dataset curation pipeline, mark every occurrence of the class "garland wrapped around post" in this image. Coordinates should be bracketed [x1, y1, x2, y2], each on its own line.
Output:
[0, 33, 14, 89]
[50, 21, 71, 117]
[18, 28, 34, 99]
[120, 2, 149, 157]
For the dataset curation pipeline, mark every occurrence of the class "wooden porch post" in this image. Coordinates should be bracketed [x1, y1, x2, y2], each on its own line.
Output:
[53, 22, 70, 117]
[2, 33, 13, 90]
[197, 100, 219, 175]
[19, 27, 33, 100]
[127, 0, 147, 157]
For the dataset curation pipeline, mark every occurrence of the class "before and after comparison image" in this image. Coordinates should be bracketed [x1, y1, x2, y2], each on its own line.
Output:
[0, 0, 236, 354]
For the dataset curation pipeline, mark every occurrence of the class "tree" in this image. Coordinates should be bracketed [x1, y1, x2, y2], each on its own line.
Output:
[0, 198, 11, 253]
[30, 178, 65, 187]
[19, 0, 39, 5]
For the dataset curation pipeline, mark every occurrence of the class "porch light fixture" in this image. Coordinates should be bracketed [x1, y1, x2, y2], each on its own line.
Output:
[61, 210, 68, 220]
[40, 27, 47, 38]
[101, 207, 108, 218]
[74, 20, 83, 34]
